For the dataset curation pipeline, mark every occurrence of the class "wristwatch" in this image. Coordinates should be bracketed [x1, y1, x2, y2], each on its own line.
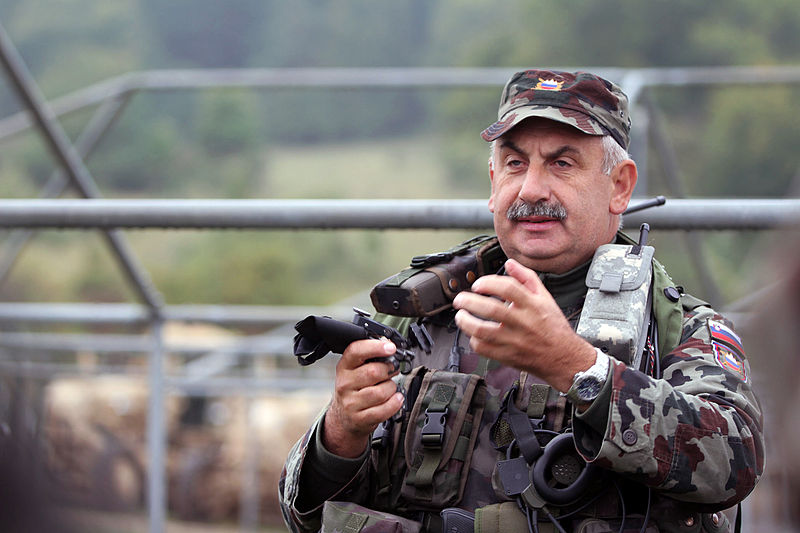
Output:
[565, 347, 610, 404]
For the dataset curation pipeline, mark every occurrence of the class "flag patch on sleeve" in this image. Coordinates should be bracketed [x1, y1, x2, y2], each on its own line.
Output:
[707, 319, 748, 382]
[707, 320, 745, 356]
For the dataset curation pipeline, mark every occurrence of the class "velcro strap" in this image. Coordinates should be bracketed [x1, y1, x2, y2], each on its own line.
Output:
[344, 512, 368, 533]
[599, 272, 623, 293]
[432, 383, 455, 409]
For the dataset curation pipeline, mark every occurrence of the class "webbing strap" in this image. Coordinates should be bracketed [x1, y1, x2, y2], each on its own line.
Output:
[506, 386, 542, 464]
[735, 503, 742, 533]
[374, 434, 393, 501]
[527, 383, 550, 419]
[381, 267, 423, 288]
[409, 234, 495, 269]
[452, 419, 473, 462]
[414, 384, 456, 495]
[415, 451, 442, 498]
[475, 356, 490, 377]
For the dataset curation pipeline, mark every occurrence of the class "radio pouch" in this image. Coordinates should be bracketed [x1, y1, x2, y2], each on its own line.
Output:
[576, 242, 655, 367]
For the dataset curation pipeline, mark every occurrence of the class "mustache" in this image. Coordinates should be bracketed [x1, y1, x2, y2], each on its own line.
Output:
[506, 199, 567, 221]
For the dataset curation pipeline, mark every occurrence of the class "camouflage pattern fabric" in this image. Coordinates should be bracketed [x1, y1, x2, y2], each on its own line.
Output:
[576, 243, 655, 366]
[480, 70, 631, 150]
[572, 302, 763, 508]
[279, 234, 764, 533]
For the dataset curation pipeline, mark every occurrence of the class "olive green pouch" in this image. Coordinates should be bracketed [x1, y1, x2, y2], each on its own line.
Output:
[474, 502, 530, 533]
[400, 370, 487, 508]
[321, 500, 421, 533]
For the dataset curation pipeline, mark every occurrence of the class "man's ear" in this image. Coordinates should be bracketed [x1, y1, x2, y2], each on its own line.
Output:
[609, 159, 638, 215]
[487, 157, 496, 213]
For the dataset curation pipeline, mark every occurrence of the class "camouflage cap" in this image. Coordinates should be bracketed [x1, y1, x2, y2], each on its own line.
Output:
[481, 69, 631, 150]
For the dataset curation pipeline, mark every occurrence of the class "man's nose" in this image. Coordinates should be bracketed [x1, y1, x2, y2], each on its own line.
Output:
[517, 167, 550, 203]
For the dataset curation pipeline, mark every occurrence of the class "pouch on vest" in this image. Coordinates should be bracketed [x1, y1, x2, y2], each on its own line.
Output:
[573, 516, 658, 533]
[320, 500, 422, 533]
[370, 236, 506, 317]
[576, 242, 654, 367]
[400, 369, 487, 509]
[474, 502, 530, 533]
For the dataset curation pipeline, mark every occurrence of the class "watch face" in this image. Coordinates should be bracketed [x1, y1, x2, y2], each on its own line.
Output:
[576, 377, 602, 401]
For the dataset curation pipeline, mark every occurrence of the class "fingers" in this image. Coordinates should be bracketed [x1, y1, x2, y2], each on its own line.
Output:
[336, 340, 401, 396]
[340, 338, 398, 370]
[453, 289, 511, 324]
[339, 382, 404, 427]
[470, 259, 543, 300]
[503, 258, 545, 292]
[326, 338, 404, 453]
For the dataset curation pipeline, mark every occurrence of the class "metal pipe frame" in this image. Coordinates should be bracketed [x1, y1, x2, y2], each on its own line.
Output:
[0, 302, 355, 326]
[0, 198, 797, 230]
[0, 359, 333, 396]
[0, 331, 292, 355]
[0, 94, 132, 286]
[2, 65, 800, 142]
[0, 24, 164, 315]
[643, 93, 724, 305]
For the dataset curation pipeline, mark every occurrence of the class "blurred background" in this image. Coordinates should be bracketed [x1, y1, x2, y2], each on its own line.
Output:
[0, 0, 797, 531]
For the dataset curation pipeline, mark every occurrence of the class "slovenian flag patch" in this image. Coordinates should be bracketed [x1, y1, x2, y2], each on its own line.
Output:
[707, 320, 745, 355]
[707, 319, 748, 382]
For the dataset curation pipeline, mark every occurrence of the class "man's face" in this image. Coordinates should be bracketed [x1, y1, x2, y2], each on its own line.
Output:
[489, 118, 634, 274]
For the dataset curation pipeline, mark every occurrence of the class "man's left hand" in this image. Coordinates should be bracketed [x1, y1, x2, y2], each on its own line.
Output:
[452, 258, 596, 392]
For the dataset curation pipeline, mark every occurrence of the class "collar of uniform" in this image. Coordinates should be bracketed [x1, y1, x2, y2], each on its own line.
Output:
[535, 232, 631, 312]
[538, 260, 591, 313]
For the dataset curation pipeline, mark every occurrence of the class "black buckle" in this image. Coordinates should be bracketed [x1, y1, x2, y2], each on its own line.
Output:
[410, 252, 453, 268]
[421, 407, 448, 448]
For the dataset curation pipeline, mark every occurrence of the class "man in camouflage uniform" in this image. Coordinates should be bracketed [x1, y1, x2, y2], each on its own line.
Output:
[279, 70, 764, 533]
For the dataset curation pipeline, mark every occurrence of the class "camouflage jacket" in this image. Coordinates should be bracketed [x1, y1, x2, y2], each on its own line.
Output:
[279, 238, 764, 533]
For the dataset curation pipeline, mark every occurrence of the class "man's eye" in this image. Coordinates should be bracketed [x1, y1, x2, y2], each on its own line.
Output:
[507, 159, 524, 168]
[553, 160, 570, 168]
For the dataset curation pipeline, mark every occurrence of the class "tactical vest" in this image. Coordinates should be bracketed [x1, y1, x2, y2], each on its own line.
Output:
[355, 233, 729, 533]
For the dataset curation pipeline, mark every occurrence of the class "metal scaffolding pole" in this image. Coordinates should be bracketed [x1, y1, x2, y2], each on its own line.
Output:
[0, 23, 163, 315]
[0, 94, 132, 286]
[147, 318, 167, 533]
[0, 302, 354, 326]
[643, 92, 724, 306]
[1, 66, 799, 143]
[0, 26, 167, 533]
[0, 198, 797, 230]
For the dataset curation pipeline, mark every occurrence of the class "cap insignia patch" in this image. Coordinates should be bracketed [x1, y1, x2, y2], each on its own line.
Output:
[535, 79, 563, 91]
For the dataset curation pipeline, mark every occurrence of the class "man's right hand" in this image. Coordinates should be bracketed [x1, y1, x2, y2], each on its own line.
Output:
[322, 338, 405, 458]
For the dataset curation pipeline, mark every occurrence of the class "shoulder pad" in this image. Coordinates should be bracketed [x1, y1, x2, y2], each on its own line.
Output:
[370, 235, 506, 317]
